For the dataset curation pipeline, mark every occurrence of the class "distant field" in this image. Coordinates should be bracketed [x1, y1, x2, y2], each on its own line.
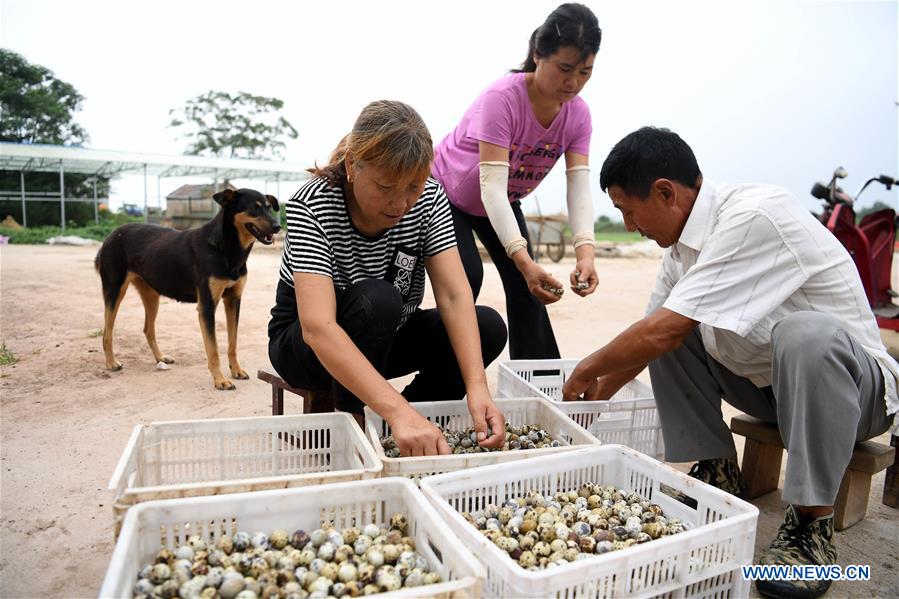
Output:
[595, 231, 644, 244]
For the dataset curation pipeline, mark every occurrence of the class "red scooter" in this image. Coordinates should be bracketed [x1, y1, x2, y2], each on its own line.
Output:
[812, 167, 898, 331]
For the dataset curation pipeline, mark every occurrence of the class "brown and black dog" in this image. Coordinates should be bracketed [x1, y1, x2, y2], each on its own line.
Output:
[95, 188, 280, 389]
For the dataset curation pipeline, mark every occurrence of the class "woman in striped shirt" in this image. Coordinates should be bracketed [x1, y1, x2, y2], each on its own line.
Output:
[268, 100, 507, 457]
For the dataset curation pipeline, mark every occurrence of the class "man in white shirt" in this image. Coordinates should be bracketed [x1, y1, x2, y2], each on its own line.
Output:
[562, 126, 897, 599]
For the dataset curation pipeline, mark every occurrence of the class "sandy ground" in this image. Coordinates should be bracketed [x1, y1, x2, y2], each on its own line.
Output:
[1, 242, 897, 598]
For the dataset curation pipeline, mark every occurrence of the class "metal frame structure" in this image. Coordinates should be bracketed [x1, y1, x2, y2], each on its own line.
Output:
[0, 143, 310, 229]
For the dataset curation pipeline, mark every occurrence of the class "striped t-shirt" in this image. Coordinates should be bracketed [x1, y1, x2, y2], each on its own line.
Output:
[278, 176, 457, 327]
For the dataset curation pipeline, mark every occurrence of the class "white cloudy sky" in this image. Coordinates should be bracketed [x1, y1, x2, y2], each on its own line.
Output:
[2, 0, 897, 216]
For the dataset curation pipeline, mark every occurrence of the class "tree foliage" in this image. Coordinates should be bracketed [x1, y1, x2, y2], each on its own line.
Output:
[856, 201, 894, 222]
[0, 49, 89, 144]
[168, 91, 298, 159]
[0, 50, 106, 226]
[595, 214, 627, 232]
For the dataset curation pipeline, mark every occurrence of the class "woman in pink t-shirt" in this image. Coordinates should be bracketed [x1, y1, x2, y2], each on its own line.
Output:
[432, 3, 601, 360]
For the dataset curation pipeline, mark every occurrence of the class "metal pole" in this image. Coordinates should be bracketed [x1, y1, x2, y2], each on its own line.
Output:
[157, 175, 162, 221]
[213, 169, 219, 214]
[19, 171, 27, 228]
[59, 160, 66, 231]
[143, 163, 148, 223]
[93, 178, 99, 224]
[276, 173, 281, 199]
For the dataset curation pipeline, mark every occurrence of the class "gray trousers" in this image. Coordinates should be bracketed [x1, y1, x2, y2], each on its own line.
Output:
[649, 312, 892, 506]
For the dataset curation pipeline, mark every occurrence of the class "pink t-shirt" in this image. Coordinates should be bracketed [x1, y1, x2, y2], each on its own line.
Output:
[432, 72, 592, 217]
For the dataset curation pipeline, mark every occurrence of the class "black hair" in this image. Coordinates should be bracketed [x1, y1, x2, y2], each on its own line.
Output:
[513, 3, 601, 72]
[599, 127, 702, 198]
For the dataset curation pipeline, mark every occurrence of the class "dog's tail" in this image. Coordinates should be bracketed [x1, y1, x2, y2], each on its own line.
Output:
[95, 231, 124, 275]
[94, 239, 113, 274]
[95, 227, 123, 273]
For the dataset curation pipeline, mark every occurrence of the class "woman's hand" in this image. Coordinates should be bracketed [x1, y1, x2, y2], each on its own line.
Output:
[570, 258, 599, 297]
[514, 254, 564, 304]
[387, 406, 451, 457]
[466, 384, 506, 449]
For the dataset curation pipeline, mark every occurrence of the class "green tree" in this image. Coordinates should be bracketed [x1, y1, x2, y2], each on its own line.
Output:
[168, 91, 298, 159]
[856, 201, 894, 223]
[595, 214, 627, 233]
[0, 49, 88, 144]
[0, 49, 106, 226]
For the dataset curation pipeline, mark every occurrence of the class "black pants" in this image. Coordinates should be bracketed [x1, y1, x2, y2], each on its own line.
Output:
[450, 202, 560, 359]
[268, 278, 508, 414]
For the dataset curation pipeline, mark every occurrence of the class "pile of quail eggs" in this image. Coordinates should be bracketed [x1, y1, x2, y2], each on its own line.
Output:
[573, 271, 590, 291]
[379, 423, 563, 457]
[132, 513, 442, 598]
[462, 483, 687, 570]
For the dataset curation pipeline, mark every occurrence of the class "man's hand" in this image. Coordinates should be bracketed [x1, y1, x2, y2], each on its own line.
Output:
[387, 407, 451, 457]
[565, 368, 643, 401]
[467, 386, 505, 449]
[562, 367, 594, 401]
[570, 259, 599, 297]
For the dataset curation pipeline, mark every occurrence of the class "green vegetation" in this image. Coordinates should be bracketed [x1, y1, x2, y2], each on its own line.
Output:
[855, 201, 894, 223]
[0, 223, 113, 244]
[555, 214, 643, 244]
[1, 49, 113, 227]
[593, 215, 642, 243]
[0, 211, 143, 244]
[169, 91, 298, 159]
[595, 231, 644, 244]
[0, 343, 16, 366]
[1, 49, 88, 145]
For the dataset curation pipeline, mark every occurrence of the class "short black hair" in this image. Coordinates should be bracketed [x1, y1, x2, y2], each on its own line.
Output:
[599, 126, 701, 198]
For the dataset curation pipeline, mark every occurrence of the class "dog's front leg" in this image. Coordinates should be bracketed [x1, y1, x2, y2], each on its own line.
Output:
[198, 279, 234, 390]
[223, 276, 248, 380]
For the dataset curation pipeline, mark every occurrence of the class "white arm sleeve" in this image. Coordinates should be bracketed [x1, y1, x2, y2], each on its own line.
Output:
[479, 161, 528, 257]
[566, 165, 596, 249]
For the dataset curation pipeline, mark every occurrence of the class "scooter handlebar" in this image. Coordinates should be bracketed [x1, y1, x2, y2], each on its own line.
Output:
[877, 174, 896, 188]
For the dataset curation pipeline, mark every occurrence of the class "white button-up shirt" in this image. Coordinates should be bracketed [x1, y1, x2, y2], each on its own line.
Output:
[647, 180, 899, 433]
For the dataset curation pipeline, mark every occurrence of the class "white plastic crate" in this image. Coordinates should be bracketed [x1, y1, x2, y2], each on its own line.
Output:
[420, 445, 758, 599]
[365, 397, 600, 479]
[498, 359, 665, 458]
[109, 413, 382, 534]
[100, 478, 484, 598]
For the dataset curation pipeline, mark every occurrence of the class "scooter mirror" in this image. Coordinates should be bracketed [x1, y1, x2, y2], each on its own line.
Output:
[834, 167, 848, 179]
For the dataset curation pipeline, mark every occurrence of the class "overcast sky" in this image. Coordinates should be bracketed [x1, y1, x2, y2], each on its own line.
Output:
[2, 0, 897, 217]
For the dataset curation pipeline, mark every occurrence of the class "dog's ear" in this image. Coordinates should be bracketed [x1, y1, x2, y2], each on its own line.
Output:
[213, 189, 236, 207]
[265, 194, 280, 212]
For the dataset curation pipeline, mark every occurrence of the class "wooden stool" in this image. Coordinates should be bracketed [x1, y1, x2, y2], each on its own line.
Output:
[730, 414, 895, 530]
[257, 368, 333, 415]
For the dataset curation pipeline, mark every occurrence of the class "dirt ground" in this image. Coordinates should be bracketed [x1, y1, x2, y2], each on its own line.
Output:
[1, 243, 897, 598]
